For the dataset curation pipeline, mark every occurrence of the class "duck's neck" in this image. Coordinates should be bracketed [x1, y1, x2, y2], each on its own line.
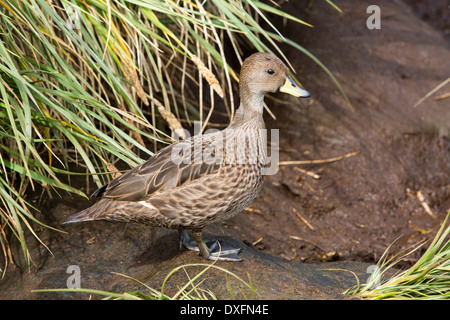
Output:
[228, 86, 265, 129]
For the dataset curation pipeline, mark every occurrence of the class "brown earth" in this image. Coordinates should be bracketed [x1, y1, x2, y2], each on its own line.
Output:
[0, 0, 449, 299]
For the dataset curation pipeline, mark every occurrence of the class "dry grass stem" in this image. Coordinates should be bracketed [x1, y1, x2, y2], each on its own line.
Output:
[433, 92, 450, 101]
[252, 237, 263, 246]
[279, 151, 359, 165]
[289, 235, 323, 250]
[291, 208, 315, 231]
[416, 190, 437, 219]
[293, 167, 320, 179]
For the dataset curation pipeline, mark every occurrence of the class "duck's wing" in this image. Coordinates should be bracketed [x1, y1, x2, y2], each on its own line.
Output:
[91, 136, 223, 202]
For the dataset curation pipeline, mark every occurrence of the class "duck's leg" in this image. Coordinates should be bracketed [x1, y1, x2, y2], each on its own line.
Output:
[192, 230, 242, 261]
[179, 229, 197, 250]
[178, 229, 242, 261]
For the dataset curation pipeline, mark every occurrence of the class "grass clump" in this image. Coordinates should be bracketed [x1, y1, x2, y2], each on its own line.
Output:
[346, 212, 450, 299]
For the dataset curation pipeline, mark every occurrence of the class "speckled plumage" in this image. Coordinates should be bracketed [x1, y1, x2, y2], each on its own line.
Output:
[67, 128, 267, 229]
[64, 52, 310, 261]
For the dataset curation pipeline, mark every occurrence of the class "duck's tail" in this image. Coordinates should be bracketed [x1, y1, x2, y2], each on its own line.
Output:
[62, 207, 94, 224]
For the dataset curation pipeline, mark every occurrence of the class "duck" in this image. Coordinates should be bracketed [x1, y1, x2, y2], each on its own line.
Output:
[64, 52, 310, 261]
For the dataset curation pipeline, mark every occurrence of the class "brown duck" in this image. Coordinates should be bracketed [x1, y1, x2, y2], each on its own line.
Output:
[64, 52, 310, 261]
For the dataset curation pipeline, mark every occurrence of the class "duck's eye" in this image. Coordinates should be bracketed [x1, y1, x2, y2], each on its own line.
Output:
[267, 69, 275, 75]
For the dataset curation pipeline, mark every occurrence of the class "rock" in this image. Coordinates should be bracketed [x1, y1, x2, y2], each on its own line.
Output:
[0, 208, 370, 299]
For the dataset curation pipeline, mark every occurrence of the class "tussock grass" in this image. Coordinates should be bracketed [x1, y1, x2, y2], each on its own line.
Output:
[347, 212, 450, 299]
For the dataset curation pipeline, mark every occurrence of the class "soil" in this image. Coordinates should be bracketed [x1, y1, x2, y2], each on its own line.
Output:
[1, 0, 449, 298]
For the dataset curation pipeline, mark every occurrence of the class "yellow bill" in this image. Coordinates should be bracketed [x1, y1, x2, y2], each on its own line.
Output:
[279, 74, 310, 98]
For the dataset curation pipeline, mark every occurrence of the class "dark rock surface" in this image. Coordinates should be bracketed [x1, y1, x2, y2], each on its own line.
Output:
[0, 206, 369, 299]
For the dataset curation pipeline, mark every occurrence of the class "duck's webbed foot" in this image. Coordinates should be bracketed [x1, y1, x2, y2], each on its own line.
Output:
[178, 229, 242, 262]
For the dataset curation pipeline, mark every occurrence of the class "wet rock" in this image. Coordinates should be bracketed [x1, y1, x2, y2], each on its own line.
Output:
[0, 211, 371, 299]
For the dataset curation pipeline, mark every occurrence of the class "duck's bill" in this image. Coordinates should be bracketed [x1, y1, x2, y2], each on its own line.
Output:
[279, 75, 310, 98]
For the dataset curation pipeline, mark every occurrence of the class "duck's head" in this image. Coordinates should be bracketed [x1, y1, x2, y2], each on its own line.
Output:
[239, 52, 310, 101]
